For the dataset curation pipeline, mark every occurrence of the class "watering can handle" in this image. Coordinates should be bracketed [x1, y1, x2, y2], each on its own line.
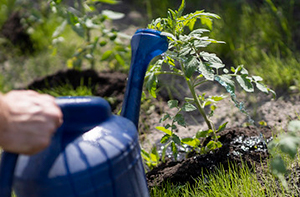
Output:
[0, 152, 18, 197]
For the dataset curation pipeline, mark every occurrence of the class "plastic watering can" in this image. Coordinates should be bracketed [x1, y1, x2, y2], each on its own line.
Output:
[0, 29, 168, 197]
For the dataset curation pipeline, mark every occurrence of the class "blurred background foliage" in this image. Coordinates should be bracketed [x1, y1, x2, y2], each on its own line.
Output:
[0, 0, 300, 94]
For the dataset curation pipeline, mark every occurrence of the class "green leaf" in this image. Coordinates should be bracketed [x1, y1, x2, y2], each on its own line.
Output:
[255, 82, 269, 94]
[160, 134, 170, 144]
[288, 120, 300, 132]
[146, 73, 157, 98]
[87, 0, 119, 4]
[206, 140, 218, 150]
[156, 126, 172, 135]
[52, 20, 67, 38]
[182, 102, 197, 112]
[271, 156, 287, 174]
[217, 122, 228, 132]
[101, 50, 113, 60]
[189, 29, 210, 36]
[161, 32, 177, 41]
[172, 134, 181, 145]
[236, 74, 254, 92]
[174, 114, 186, 127]
[184, 56, 198, 78]
[168, 100, 179, 108]
[171, 142, 178, 160]
[200, 17, 213, 30]
[181, 137, 200, 147]
[177, 0, 186, 18]
[198, 60, 214, 81]
[215, 75, 235, 95]
[279, 136, 299, 159]
[200, 51, 222, 64]
[196, 129, 213, 138]
[102, 10, 125, 20]
[115, 53, 125, 66]
[141, 149, 150, 161]
[252, 76, 263, 82]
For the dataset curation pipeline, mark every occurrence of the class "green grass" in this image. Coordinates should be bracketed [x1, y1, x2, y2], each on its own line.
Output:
[150, 162, 297, 197]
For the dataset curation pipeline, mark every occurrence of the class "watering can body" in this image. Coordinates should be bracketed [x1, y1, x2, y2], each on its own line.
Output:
[0, 29, 168, 197]
[12, 97, 148, 197]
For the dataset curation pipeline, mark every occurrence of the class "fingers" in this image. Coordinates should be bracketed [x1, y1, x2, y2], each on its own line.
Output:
[0, 90, 64, 155]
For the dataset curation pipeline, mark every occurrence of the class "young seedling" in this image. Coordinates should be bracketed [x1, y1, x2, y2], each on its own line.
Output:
[144, 0, 275, 163]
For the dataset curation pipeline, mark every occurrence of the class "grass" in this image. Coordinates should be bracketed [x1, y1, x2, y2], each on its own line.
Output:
[149, 161, 298, 197]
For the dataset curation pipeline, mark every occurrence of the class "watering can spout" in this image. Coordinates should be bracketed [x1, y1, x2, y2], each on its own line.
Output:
[121, 29, 168, 128]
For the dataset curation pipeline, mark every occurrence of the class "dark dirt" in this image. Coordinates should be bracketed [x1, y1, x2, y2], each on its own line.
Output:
[25, 69, 293, 189]
[146, 126, 272, 187]
[27, 69, 127, 112]
[0, 12, 34, 54]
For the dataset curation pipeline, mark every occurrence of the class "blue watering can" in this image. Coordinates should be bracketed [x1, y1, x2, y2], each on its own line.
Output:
[0, 29, 168, 197]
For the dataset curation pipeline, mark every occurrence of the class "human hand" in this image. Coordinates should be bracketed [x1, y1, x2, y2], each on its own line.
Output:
[0, 90, 63, 155]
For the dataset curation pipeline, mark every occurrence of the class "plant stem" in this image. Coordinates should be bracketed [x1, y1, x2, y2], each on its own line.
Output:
[186, 79, 213, 130]
[178, 59, 213, 130]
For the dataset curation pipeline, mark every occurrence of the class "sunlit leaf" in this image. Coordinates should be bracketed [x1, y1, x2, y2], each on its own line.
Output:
[101, 50, 113, 60]
[156, 126, 172, 135]
[146, 73, 157, 98]
[181, 137, 200, 147]
[168, 100, 178, 108]
[182, 102, 197, 112]
[160, 134, 170, 144]
[236, 74, 254, 92]
[102, 10, 124, 20]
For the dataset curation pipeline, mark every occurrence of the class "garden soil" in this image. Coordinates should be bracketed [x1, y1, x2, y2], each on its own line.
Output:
[26, 69, 300, 188]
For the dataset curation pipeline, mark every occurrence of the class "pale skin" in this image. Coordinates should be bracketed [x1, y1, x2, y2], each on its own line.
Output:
[0, 90, 63, 155]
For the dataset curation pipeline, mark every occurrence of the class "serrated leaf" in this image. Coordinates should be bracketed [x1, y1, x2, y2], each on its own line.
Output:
[181, 138, 200, 147]
[168, 100, 178, 108]
[200, 51, 222, 64]
[156, 126, 172, 135]
[215, 75, 235, 95]
[236, 74, 254, 92]
[198, 60, 214, 80]
[160, 134, 170, 144]
[172, 134, 181, 145]
[174, 114, 186, 127]
[184, 56, 198, 78]
[182, 102, 197, 112]
[255, 82, 269, 94]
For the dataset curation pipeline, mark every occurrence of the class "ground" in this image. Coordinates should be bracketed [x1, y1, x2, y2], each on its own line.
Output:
[25, 69, 300, 188]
